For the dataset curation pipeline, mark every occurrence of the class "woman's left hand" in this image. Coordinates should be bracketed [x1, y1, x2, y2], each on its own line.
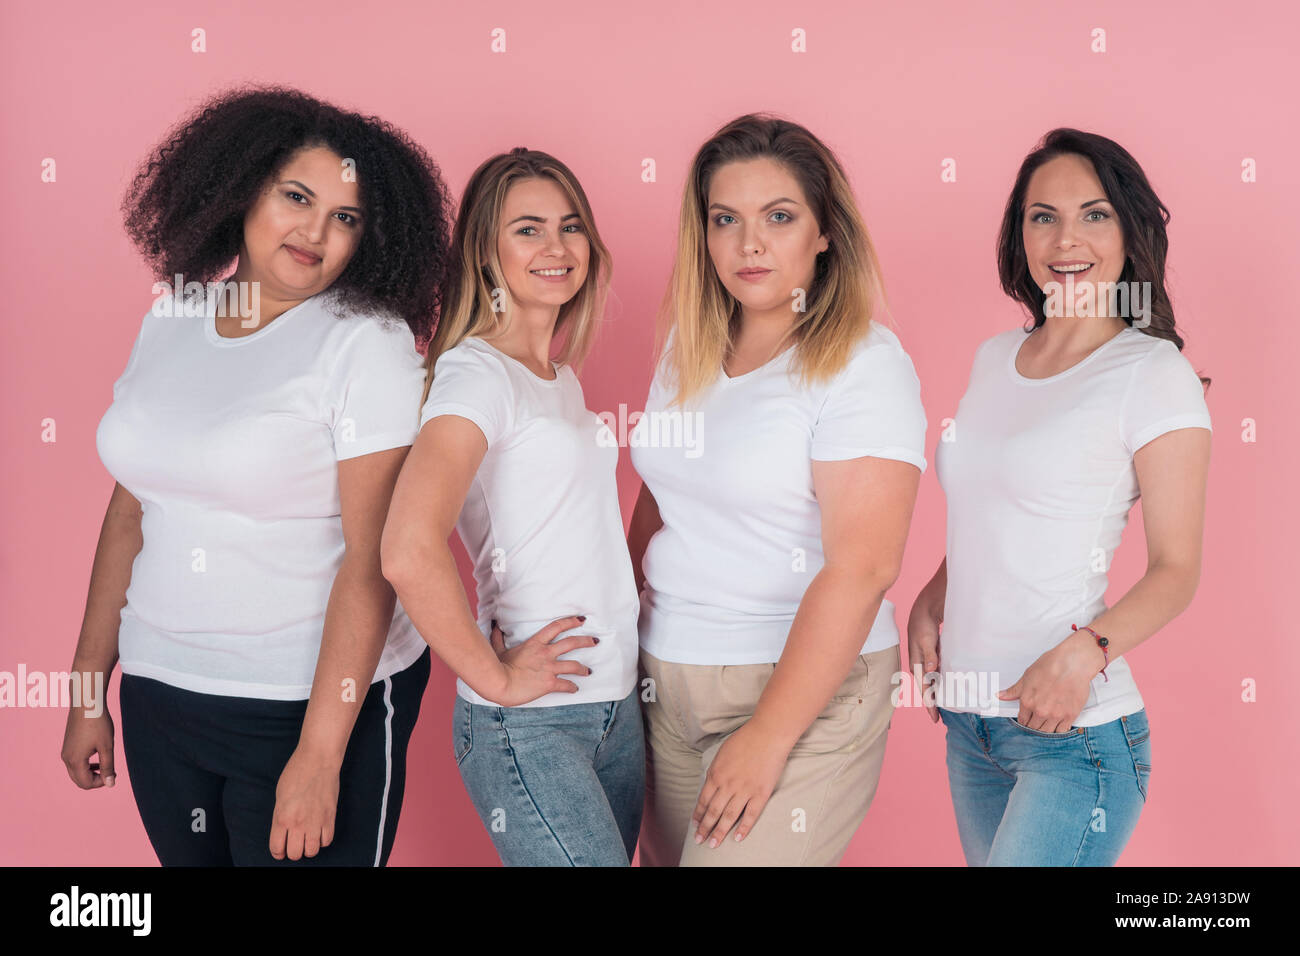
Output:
[997, 628, 1104, 733]
[692, 721, 791, 848]
[269, 747, 341, 861]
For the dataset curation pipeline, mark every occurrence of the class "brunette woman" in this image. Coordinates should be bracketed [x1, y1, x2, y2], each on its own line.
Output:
[909, 128, 1211, 866]
[64, 86, 452, 866]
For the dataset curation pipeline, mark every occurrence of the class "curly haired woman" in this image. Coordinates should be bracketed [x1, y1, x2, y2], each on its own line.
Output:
[62, 85, 453, 866]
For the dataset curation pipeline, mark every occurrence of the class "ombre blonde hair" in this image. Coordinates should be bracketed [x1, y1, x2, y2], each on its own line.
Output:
[421, 148, 611, 406]
[656, 113, 889, 406]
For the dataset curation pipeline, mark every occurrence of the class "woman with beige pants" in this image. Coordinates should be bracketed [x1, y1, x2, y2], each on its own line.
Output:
[627, 113, 928, 866]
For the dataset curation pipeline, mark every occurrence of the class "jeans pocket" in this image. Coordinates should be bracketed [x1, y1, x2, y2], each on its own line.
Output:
[1002, 717, 1082, 739]
[453, 698, 473, 766]
[1122, 711, 1152, 800]
[1122, 709, 1151, 746]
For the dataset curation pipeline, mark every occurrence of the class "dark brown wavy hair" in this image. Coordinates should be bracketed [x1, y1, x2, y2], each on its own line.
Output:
[996, 128, 1208, 387]
[122, 84, 454, 340]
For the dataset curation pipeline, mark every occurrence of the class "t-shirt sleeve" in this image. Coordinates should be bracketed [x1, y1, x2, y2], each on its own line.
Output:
[1120, 340, 1212, 455]
[324, 316, 426, 460]
[644, 349, 673, 409]
[419, 344, 514, 448]
[111, 309, 153, 402]
[811, 336, 929, 472]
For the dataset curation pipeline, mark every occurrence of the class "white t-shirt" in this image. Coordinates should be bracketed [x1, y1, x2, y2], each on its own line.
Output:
[933, 325, 1212, 725]
[418, 336, 640, 708]
[630, 322, 929, 665]
[95, 284, 429, 700]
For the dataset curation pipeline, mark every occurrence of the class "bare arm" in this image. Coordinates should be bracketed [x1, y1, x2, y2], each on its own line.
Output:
[1079, 427, 1210, 656]
[381, 415, 592, 705]
[71, 482, 141, 677]
[269, 444, 410, 861]
[61, 481, 143, 789]
[906, 555, 946, 722]
[691, 455, 922, 846]
[751, 456, 921, 748]
[914, 556, 946, 623]
[999, 426, 1211, 732]
[626, 481, 664, 596]
[296, 446, 410, 761]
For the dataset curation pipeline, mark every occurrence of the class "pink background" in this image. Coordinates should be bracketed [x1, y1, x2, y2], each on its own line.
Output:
[2, 0, 1296, 865]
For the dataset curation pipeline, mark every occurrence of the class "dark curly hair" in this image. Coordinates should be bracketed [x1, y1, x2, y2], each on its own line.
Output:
[122, 84, 453, 340]
[996, 127, 1208, 387]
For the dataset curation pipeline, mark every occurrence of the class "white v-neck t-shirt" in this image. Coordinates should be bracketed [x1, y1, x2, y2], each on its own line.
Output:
[933, 325, 1212, 725]
[418, 336, 640, 708]
[95, 284, 429, 700]
[630, 322, 929, 665]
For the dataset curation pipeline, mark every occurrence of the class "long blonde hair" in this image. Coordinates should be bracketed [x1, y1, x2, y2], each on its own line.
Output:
[656, 113, 889, 406]
[421, 148, 611, 406]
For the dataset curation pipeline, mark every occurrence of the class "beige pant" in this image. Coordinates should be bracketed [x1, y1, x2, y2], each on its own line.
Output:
[638, 644, 899, 866]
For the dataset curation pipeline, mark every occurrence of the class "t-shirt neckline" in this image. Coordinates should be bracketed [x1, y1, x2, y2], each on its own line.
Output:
[204, 282, 319, 347]
[472, 337, 563, 385]
[720, 342, 796, 384]
[1007, 325, 1133, 385]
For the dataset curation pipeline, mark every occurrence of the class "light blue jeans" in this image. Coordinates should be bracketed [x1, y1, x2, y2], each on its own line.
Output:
[938, 707, 1151, 866]
[454, 687, 644, 866]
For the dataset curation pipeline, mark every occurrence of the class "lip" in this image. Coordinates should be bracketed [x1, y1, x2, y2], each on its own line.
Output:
[529, 266, 575, 283]
[285, 244, 322, 265]
[735, 268, 772, 283]
[1047, 260, 1095, 277]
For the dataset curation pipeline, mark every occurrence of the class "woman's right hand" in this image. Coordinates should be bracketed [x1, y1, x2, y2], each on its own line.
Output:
[61, 704, 116, 790]
[487, 616, 598, 707]
[907, 589, 943, 724]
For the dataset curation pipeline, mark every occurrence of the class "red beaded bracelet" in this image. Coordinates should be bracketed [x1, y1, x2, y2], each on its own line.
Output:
[1071, 624, 1110, 682]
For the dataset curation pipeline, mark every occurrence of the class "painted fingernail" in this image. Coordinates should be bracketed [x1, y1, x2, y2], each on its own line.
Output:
[577, 615, 587, 622]
[588, 668, 594, 675]
[592, 637, 600, 644]
[709, 838, 719, 849]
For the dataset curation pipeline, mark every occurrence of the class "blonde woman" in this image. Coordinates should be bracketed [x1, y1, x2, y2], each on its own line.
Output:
[628, 115, 928, 866]
[382, 149, 643, 866]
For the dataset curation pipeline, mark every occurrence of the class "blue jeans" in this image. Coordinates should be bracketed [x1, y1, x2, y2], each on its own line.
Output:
[938, 707, 1151, 866]
[453, 686, 644, 866]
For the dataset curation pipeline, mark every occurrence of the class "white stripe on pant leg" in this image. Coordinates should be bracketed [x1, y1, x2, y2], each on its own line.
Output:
[373, 675, 395, 867]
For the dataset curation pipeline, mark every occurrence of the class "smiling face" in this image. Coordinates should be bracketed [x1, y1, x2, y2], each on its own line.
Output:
[1022, 153, 1126, 312]
[237, 144, 365, 300]
[495, 176, 590, 313]
[705, 157, 828, 322]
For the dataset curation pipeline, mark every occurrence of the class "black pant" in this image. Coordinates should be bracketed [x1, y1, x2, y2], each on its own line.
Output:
[119, 648, 430, 866]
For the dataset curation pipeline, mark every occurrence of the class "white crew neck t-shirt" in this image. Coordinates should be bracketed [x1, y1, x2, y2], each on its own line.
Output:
[933, 324, 1212, 726]
[630, 322, 929, 665]
[95, 284, 429, 700]
[419, 336, 640, 708]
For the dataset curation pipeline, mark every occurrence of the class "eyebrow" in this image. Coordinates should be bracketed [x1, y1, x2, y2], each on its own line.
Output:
[505, 212, 582, 226]
[1027, 199, 1110, 212]
[280, 180, 365, 215]
[708, 197, 802, 213]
